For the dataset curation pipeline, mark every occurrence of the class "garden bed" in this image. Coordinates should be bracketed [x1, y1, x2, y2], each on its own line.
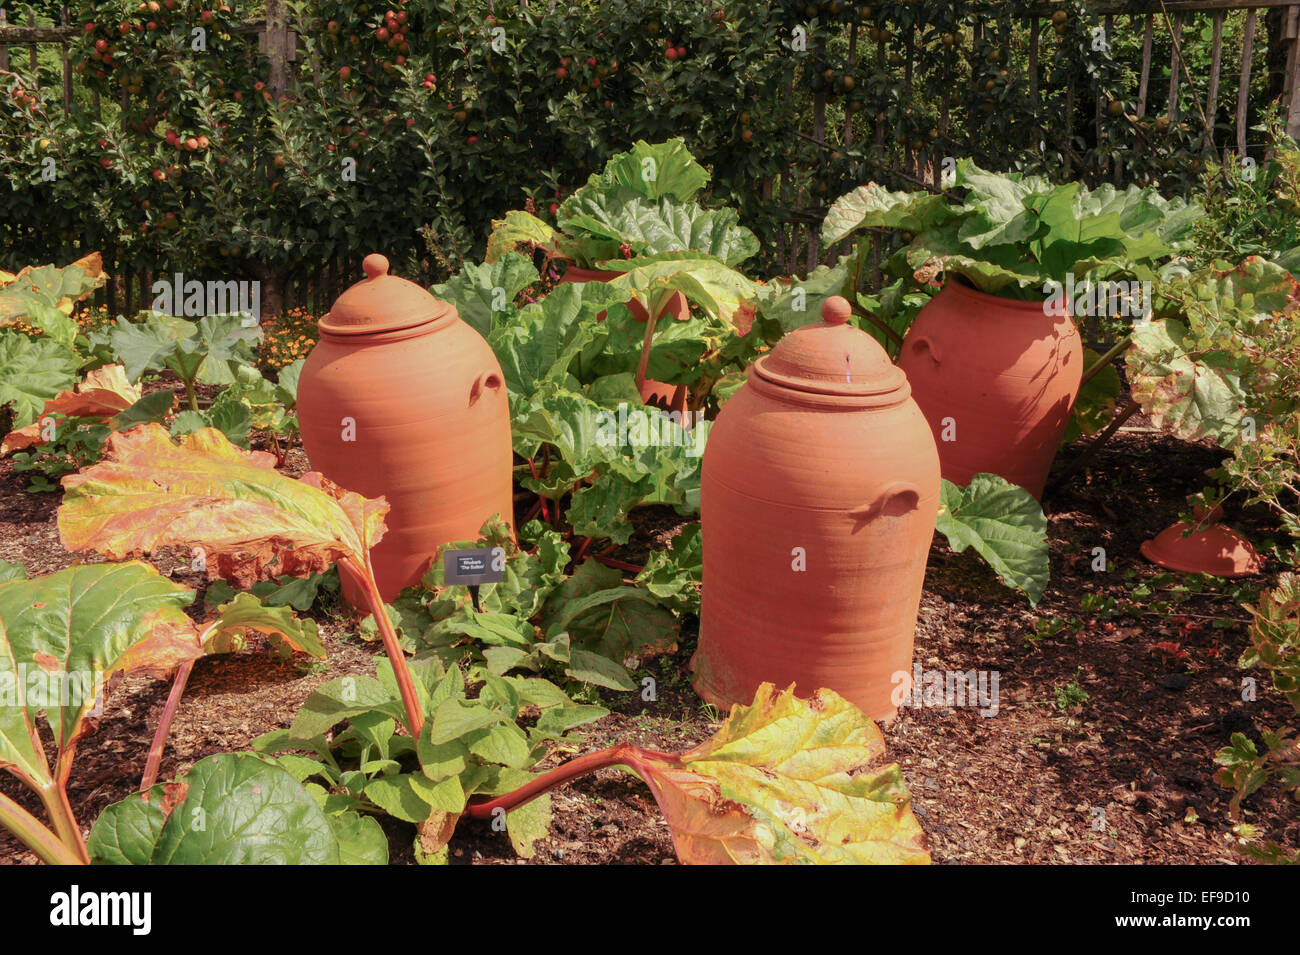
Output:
[3, 398, 1293, 865]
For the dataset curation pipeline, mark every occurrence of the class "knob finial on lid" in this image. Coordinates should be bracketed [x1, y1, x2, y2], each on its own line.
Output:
[362, 253, 390, 279]
[822, 295, 851, 325]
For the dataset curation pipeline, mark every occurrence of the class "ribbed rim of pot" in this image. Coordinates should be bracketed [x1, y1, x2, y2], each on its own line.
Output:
[318, 304, 457, 338]
[945, 274, 1063, 313]
[747, 362, 912, 408]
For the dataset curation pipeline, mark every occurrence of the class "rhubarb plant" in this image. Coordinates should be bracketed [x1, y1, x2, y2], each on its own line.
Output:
[466, 683, 928, 865]
[471, 140, 763, 409]
[1, 364, 174, 491]
[823, 162, 1199, 304]
[0, 251, 105, 349]
[401, 520, 682, 691]
[253, 653, 607, 862]
[55, 423, 422, 739]
[486, 139, 757, 271]
[93, 311, 262, 413]
[935, 474, 1050, 606]
[48, 424, 925, 864]
[0, 561, 195, 864]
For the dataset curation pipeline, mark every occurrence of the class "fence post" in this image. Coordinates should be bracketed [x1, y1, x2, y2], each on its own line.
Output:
[260, 0, 295, 99]
[1286, 4, 1300, 138]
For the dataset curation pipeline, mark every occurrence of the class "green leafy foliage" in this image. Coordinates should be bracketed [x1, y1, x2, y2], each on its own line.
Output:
[253, 653, 606, 862]
[826, 161, 1197, 308]
[0, 331, 78, 428]
[935, 474, 1049, 605]
[88, 753, 378, 864]
[1132, 257, 1300, 539]
[0, 561, 200, 864]
[635, 524, 703, 616]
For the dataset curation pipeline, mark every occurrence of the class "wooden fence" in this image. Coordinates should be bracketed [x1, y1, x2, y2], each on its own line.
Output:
[3, 0, 1300, 313]
[771, 1, 1300, 280]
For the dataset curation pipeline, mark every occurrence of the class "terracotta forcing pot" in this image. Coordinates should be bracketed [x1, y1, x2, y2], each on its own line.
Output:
[897, 279, 1083, 499]
[692, 296, 941, 722]
[560, 265, 689, 416]
[297, 254, 515, 601]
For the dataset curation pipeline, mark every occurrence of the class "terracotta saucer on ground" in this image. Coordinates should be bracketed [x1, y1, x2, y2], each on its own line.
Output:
[1140, 520, 1263, 578]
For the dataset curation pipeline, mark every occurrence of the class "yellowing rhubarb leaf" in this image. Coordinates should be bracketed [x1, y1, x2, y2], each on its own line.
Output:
[636, 763, 771, 864]
[58, 423, 388, 586]
[469, 683, 930, 865]
[635, 683, 929, 864]
[202, 592, 325, 659]
[112, 612, 205, 679]
[2, 364, 142, 455]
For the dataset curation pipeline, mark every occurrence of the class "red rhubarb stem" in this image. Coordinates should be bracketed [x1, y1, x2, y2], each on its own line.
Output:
[465, 744, 675, 818]
[140, 658, 196, 791]
[593, 554, 644, 574]
[343, 556, 425, 736]
[525, 458, 551, 523]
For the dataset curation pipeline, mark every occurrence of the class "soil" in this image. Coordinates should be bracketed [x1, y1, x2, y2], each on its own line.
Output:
[1, 388, 1297, 865]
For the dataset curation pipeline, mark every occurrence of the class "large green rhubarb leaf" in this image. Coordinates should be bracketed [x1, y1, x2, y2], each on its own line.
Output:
[562, 191, 759, 267]
[487, 282, 625, 403]
[107, 312, 260, 386]
[755, 256, 853, 334]
[600, 251, 759, 329]
[0, 562, 197, 789]
[821, 183, 954, 244]
[935, 475, 1048, 605]
[1126, 319, 1251, 446]
[565, 138, 710, 204]
[88, 752, 351, 864]
[432, 252, 540, 337]
[0, 330, 78, 428]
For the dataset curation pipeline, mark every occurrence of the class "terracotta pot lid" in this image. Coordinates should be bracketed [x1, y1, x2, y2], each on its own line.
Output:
[752, 296, 908, 402]
[319, 253, 456, 336]
[1140, 518, 1263, 578]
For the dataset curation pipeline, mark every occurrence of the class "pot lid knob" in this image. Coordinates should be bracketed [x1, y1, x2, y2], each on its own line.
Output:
[362, 253, 390, 279]
[822, 295, 851, 325]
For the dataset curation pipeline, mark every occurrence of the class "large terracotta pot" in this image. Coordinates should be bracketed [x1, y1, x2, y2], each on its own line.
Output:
[692, 297, 940, 722]
[897, 279, 1083, 499]
[560, 265, 688, 416]
[297, 254, 515, 601]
